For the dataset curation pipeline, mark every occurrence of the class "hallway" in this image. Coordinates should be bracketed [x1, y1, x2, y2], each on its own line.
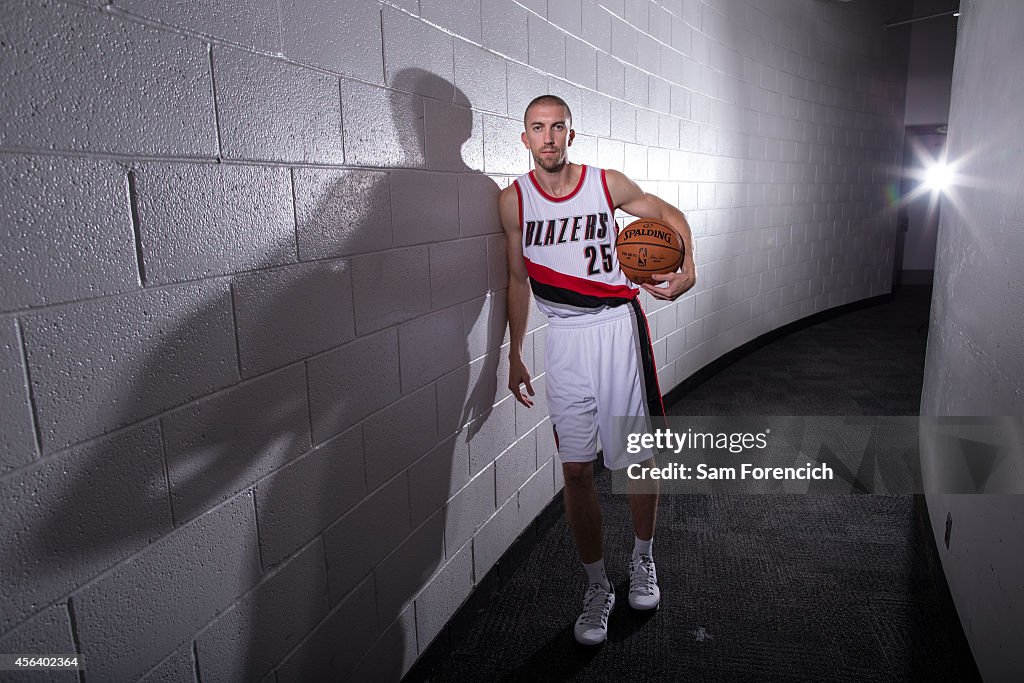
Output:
[412, 287, 980, 681]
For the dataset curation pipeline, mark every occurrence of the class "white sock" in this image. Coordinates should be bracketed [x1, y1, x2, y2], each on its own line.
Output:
[633, 536, 653, 560]
[583, 559, 610, 590]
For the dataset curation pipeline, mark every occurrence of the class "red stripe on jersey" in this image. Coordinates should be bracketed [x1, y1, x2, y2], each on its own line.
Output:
[528, 165, 588, 202]
[524, 257, 639, 300]
[513, 179, 524, 230]
[600, 168, 616, 214]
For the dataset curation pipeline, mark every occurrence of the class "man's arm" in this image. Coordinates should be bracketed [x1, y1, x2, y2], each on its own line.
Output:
[605, 169, 697, 300]
[499, 184, 535, 407]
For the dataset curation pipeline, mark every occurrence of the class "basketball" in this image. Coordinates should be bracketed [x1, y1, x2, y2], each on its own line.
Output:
[615, 218, 684, 285]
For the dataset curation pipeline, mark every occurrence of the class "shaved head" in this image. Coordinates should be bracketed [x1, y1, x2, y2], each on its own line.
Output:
[524, 95, 572, 128]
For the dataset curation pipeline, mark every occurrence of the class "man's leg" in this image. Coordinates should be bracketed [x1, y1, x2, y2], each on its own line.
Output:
[562, 460, 616, 646]
[563, 461, 603, 563]
[626, 456, 659, 541]
[626, 457, 661, 611]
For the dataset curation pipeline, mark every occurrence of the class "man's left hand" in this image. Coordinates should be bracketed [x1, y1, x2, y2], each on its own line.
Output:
[641, 258, 696, 300]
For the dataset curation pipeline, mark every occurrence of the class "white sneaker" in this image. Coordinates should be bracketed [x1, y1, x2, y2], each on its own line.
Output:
[628, 554, 660, 611]
[573, 583, 615, 645]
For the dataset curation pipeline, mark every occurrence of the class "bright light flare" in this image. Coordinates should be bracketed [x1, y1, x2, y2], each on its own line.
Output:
[923, 161, 955, 193]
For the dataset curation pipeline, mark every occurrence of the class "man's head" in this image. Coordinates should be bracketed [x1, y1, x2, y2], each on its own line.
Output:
[522, 95, 574, 172]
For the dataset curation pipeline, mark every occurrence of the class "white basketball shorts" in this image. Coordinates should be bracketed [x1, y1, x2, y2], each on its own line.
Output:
[544, 299, 666, 470]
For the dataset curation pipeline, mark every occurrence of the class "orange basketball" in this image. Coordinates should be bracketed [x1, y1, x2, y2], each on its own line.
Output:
[615, 218, 684, 285]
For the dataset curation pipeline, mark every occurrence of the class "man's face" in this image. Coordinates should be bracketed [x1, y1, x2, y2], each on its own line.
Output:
[521, 102, 574, 172]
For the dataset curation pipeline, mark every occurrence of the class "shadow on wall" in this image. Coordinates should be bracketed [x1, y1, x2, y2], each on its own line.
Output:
[2, 70, 503, 681]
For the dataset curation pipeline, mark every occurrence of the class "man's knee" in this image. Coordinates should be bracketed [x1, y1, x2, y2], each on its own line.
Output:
[562, 461, 595, 488]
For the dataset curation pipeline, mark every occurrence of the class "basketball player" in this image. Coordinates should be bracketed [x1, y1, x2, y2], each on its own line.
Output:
[499, 95, 696, 645]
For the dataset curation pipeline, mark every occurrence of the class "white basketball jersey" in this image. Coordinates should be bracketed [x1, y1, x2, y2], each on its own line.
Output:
[513, 165, 639, 318]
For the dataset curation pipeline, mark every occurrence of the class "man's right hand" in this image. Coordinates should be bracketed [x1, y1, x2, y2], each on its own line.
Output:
[508, 357, 535, 407]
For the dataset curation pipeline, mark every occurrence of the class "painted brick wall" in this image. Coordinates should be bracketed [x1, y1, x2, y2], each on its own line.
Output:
[0, 0, 907, 679]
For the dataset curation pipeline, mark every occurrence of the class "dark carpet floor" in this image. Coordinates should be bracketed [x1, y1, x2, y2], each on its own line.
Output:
[414, 286, 980, 682]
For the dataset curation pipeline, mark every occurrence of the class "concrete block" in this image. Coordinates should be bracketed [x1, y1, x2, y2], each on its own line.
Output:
[424, 99, 484, 172]
[517, 0, 546, 15]
[363, 385, 439, 489]
[536, 421, 557, 466]
[294, 168, 392, 261]
[598, 138, 625, 171]
[566, 37, 598, 90]
[307, 329, 401, 443]
[598, 52, 626, 100]
[487, 233, 510, 293]
[408, 433, 471, 527]
[637, 109, 660, 147]
[350, 246, 431, 335]
[519, 459, 555, 530]
[390, 171, 460, 247]
[610, 100, 637, 143]
[532, 325, 548, 376]
[280, 0, 383, 82]
[350, 605, 417, 678]
[473, 495, 519, 578]
[275, 576, 377, 683]
[233, 260, 354, 377]
[383, 10, 454, 101]
[138, 644, 193, 683]
[571, 133, 598, 167]
[610, 16, 638, 65]
[435, 350, 505, 438]
[21, 281, 237, 453]
[548, 0, 581, 33]
[430, 237, 490, 310]
[637, 33, 660, 74]
[528, 14, 565, 78]
[72, 493, 260, 682]
[507, 62, 550, 124]
[118, 0, 278, 51]
[484, 116, 531, 175]
[516, 375, 548, 437]
[0, 321, 35, 473]
[444, 465, 496, 559]
[1, 156, 137, 311]
[481, 0, 528, 62]
[1, 1, 216, 155]
[582, 0, 612, 51]
[623, 142, 647, 180]
[464, 292, 508, 361]
[341, 79, 425, 168]
[0, 605, 76, 682]
[196, 542, 327, 683]
[255, 426, 364, 568]
[415, 542, 473, 649]
[468, 398, 516, 476]
[0, 424, 169, 633]
[455, 41, 507, 115]
[422, 0, 482, 43]
[324, 477, 411, 605]
[374, 509, 446, 623]
[459, 174, 503, 237]
[162, 365, 310, 523]
[495, 431, 537, 504]
[133, 162, 294, 286]
[624, 0, 648, 30]
[398, 306, 467, 394]
[214, 47, 343, 164]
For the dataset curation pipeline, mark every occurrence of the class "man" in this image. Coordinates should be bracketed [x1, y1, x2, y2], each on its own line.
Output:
[499, 95, 696, 646]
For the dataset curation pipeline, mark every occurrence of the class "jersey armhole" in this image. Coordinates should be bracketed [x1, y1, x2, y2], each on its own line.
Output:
[600, 168, 616, 214]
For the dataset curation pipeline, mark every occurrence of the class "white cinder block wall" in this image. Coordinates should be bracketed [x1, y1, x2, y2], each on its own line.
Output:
[0, 0, 907, 680]
[920, 0, 1024, 679]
